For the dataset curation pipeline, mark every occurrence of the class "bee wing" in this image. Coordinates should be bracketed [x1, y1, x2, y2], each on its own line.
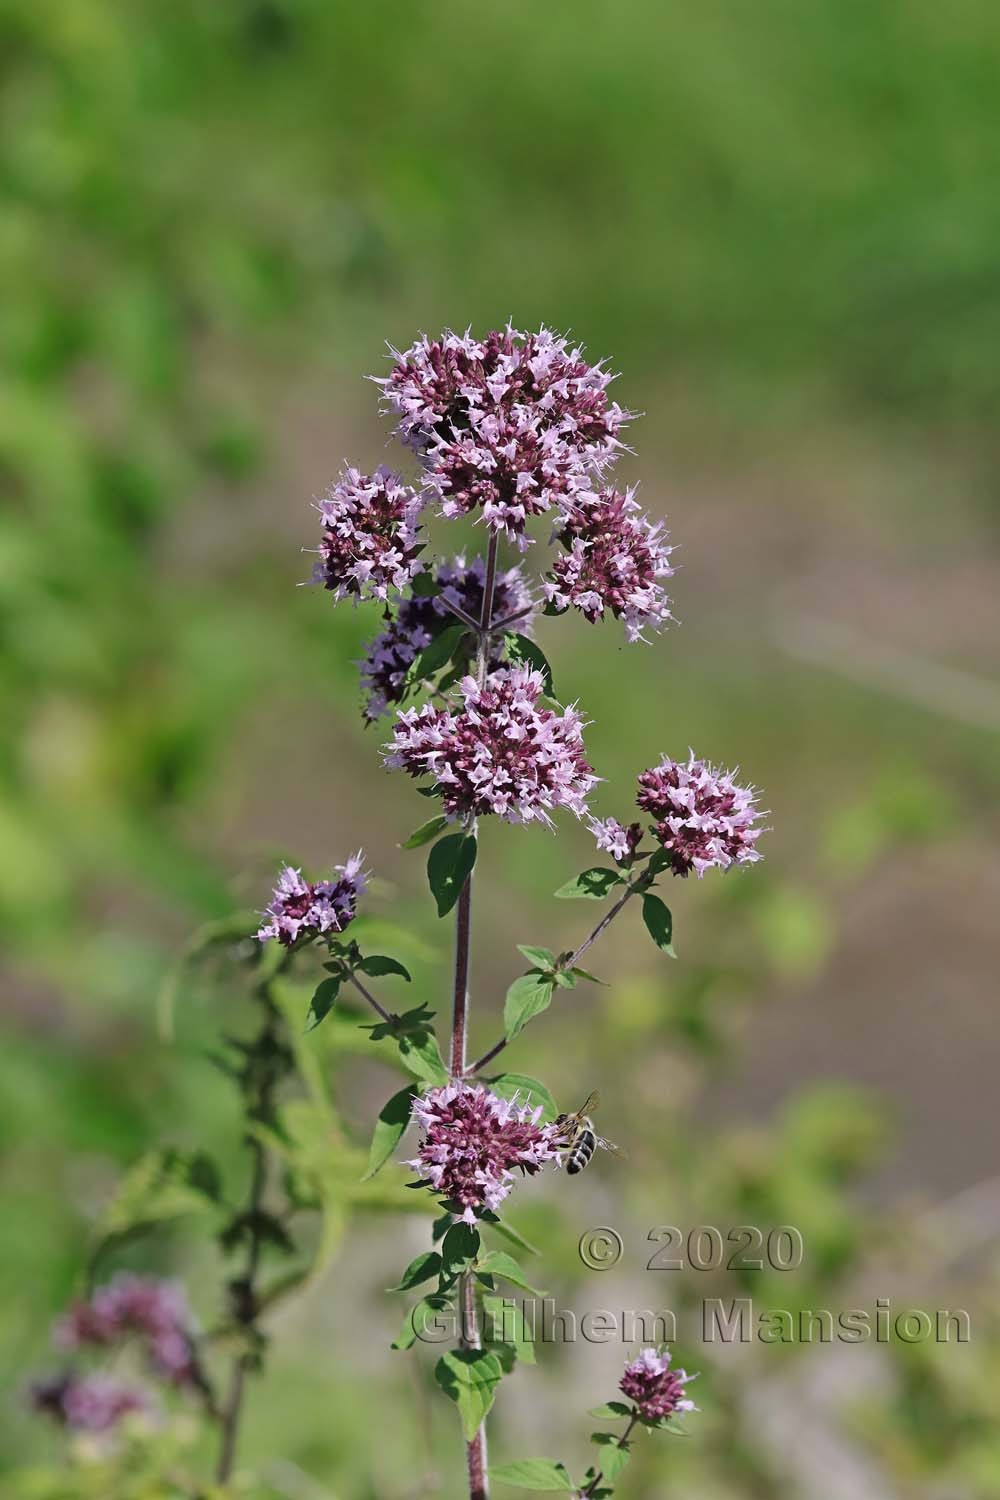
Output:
[595, 1135, 627, 1160]
[579, 1089, 601, 1115]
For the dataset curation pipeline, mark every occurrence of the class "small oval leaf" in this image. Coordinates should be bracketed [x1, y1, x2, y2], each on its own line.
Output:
[427, 833, 478, 918]
[363, 1084, 417, 1180]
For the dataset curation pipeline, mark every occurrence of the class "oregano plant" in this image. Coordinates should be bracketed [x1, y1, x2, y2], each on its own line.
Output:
[29, 327, 766, 1498]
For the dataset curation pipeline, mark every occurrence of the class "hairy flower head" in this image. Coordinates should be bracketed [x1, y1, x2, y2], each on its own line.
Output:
[620, 1347, 698, 1423]
[257, 853, 366, 945]
[544, 487, 673, 641]
[408, 1082, 561, 1222]
[384, 665, 597, 825]
[377, 327, 631, 543]
[313, 465, 425, 602]
[636, 753, 764, 877]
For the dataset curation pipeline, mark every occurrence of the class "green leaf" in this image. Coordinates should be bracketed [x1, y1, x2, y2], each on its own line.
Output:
[645, 847, 674, 876]
[363, 1084, 418, 1180]
[489, 1459, 576, 1491]
[388, 1251, 442, 1292]
[641, 892, 676, 957]
[517, 944, 556, 970]
[401, 815, 450, 850]
[432, 1212, 452, 1242]
[571, 966, 607, 985]
[397, 1026, 448, 1087]
[368, 1004, 448, 1086]
[441, 1221, 480, 1278]
[305, 976, 340, 1031]
[483, 1294, 536, 1366]
[476, 1250, 544, 1296]
[588, 1402, 633, 1420]
[506, 634, 557, 698]
[486, 1216, 542, 1257]
[91, 1148, 222, 1266]
[435, 1349, 504, 1440]
[416, 622, 467, 679]
[503, 973, 556, 1040]
[392, 1293, 452, 1350]
[554, 868, 624, 900]
[356, 954, 412, 982]
[427, 833, 477, 918]
[487, 1074, 557, 1123]
[410, 571, 439, 598]
[551, 969, 576, 989]
[591, 1433, 632, 1481]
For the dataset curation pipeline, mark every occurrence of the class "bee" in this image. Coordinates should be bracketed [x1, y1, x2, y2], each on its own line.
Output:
[553, 1091, 626, 1175]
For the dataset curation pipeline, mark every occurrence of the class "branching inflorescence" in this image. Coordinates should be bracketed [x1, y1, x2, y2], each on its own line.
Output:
[265, 326, 765, 1497]
[32, 326, 767, 1497]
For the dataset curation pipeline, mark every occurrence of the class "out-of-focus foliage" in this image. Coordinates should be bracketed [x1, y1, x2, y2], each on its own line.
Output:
[3, 1, 999, 1496]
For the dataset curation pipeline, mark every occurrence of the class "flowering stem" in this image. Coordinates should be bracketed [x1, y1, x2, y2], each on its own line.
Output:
[450, 870, 474, 1076]
[465, 877, 643, 1078]
[461, 1271, 489, 1500]
[445, 533, 499, 1498]
[566, 881, 639, 970]
[477, 535, 500, 687]
[215, 990, 281, 1484]
[440, 597, 483, 633]
[486, 602, 533, 636]
[580, 1412, 639, 1498]
[348, 970, 396, 1025]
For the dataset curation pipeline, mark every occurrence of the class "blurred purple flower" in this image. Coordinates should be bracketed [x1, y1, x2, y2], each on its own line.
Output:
[636, 752, 765, 877]
[377, 327, 631, 543]
[384, 665, 597, 825]
[30, 1372, 156, 1433]
[312, 465, 425, 602]
[55, 1274, 200, 1387]
[544, 487, 673, 641]
[408, 1082, 561, 1223]
[619, 1347, 697, 1422]
[360, 555, 534, 720]
[257, 852, 366, 946]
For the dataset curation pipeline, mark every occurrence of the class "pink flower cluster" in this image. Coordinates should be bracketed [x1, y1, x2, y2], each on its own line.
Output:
[589, 815, 642, 864]
[312, 465, 425, 602]
[619, 1347, 698, 1423]
[544, 487, 674, 641]
[384, 665, 597, 825]
[360, 556, 534, 720]
[257, 853, 366, 945]
[636, 753, 765, 877]
[55, 1274, 198, 1386]
[408, 1082, 561, 1223]
[30, 1372, 155, 1434]
[378, 326, 631, 542]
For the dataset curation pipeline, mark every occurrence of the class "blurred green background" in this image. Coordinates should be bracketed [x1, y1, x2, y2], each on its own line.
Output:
[4, 1, 1000, 1496]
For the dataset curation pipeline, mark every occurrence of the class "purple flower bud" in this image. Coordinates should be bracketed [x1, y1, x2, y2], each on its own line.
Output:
[360, 556, 535, 721]
[312, 466, 425, 602]
[377, 327, 632, 543]
[636, 753, 765, 877]
[257, 851, 366, 945]
[619, 1347, 698, 1422]
[544, 487, 673, 641]
[408, 1083, 561, 1222]
[384, 666, 598, 826]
